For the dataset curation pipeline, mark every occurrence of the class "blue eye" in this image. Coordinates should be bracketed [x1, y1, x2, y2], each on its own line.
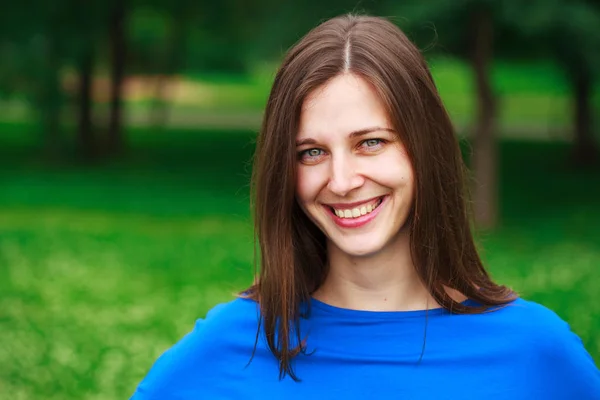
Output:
[298, 148, 325, 162]
[361, 139, 385, 151]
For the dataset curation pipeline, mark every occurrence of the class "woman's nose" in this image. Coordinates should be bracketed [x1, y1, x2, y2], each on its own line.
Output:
[326, 154, 364, 197]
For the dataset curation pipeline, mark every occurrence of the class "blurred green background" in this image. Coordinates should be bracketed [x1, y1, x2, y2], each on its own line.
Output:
[1, 1, 599, 398]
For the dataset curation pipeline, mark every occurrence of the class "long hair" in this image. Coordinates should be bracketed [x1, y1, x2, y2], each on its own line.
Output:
[245, 14, 515, 380]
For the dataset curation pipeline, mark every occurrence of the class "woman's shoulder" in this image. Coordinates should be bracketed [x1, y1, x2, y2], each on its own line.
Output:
[175, 296, 260, 352]
[198, 296, 260, 332]
[477, 297, 597, 365]
[491, 297, 566, 323]
[499, 298, 599, 390]
[157, 295, 259, 353]
[487, 297, 575, 335]
[473, 297, 576, 342]
[130, 297, 260, 398]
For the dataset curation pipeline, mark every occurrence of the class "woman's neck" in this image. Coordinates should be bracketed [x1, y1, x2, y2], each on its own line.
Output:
[312, 232, 439, 312]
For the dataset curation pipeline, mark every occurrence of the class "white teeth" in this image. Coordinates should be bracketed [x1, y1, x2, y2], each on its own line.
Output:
[333, 198, 383, 219]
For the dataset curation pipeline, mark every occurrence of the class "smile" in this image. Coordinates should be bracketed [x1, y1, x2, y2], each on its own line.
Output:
[331, 197, 383, 219]
[325, 195, 387, 228]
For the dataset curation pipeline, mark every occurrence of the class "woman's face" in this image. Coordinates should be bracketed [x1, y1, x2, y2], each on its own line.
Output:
[296, 73, 415, 258]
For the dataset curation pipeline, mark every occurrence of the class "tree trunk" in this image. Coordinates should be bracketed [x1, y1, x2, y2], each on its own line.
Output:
[149, 12, 187, 129]
[39, 36, 62, 160]
[571, 69, 598, 167]
[150, 75, 170, 129]
[107, 0, 127, 155]
[77, 48, 95, 158]
[470, 7, 498, 230]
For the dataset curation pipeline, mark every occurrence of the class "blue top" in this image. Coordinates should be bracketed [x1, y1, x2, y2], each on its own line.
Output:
[131, 297, 600, 399]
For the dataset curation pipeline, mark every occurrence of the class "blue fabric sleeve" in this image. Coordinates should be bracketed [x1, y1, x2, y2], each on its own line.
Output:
[129, 318, 206, 400]
[129, 302, 233, 399]
[541, 315, 600, 397]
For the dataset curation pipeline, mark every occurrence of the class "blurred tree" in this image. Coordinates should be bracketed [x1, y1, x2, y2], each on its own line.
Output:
[107, 0, 128, 156]
[0, 1, 68, 159]
[387, 0, 501, 229]
[139, 0, 196, 128]
[127, 0, 276, 129]
[250, 0, 383, 62]
[70, 0, 104, 158]
[469, 2, 498, 230]
[0, 0, 132, 159]
[2, 0, 597, 171]
[499, 0, 600, 167]
[76, 42, 95, 158]
[37, 32, 63, 160]
[387, 0, 600, 228]
[0, 0, 108, 160]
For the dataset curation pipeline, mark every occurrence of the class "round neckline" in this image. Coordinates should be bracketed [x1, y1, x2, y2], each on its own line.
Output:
[309, 297, 478, 319]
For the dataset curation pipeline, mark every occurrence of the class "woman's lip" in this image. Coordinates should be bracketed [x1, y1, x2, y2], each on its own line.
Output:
[325, 195, 384, 209]
[325, 195, 387, 228]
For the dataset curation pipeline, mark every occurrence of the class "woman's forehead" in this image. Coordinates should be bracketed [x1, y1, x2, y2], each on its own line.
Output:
[297, 74, 392, 142]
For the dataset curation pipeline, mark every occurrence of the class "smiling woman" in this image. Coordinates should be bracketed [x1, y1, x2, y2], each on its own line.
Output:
[130, 14, 600, 399]
[295, 74, 415, 261]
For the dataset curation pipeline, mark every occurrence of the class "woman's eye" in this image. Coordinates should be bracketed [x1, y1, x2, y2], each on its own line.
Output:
[298, 148, 324, 161]
[361, 139, 384, 150]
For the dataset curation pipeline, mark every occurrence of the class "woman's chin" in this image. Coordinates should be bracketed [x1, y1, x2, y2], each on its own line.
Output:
[330, 239, 385, 259]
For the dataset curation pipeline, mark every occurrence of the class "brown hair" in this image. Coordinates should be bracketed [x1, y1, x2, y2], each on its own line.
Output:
[245, 14, 515, 380]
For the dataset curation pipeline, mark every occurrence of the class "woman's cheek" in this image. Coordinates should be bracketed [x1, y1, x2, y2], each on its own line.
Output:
[296, 167, 324, 200]
[295, 167, 312, 201]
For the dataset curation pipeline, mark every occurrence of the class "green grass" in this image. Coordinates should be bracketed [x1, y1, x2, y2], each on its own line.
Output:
[0, 127, 599, 399]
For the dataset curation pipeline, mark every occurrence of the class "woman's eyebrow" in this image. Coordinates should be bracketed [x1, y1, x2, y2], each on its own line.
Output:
[348, 126, 395, 139]
[296, 137, 318, 146]
[296, 126, 394, 146]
